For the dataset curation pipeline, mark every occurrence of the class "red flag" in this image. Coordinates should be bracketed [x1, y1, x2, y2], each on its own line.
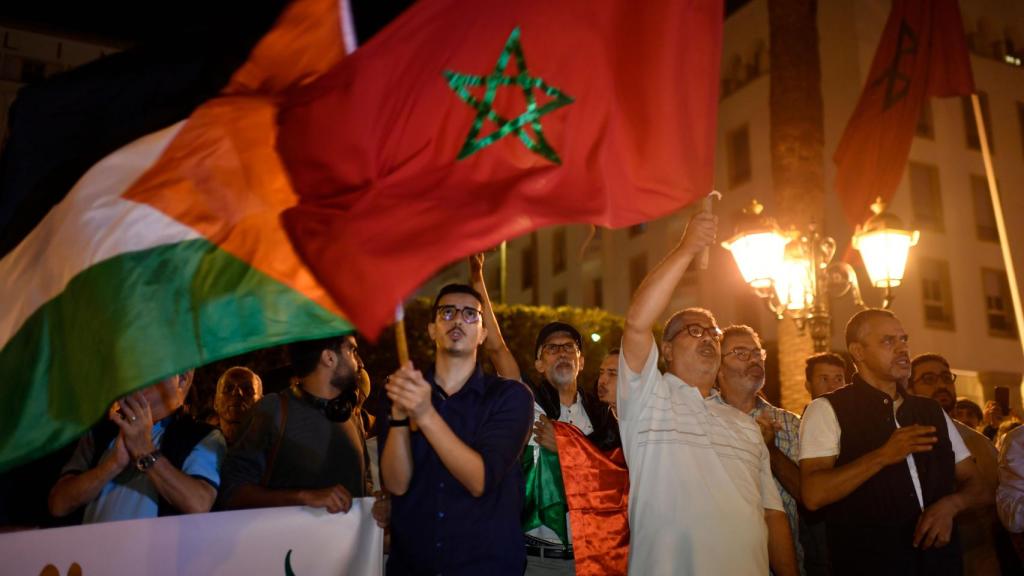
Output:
[277, 0, 723, 337]
[552, 421, 630, 576]
[834, 0, 973, 226]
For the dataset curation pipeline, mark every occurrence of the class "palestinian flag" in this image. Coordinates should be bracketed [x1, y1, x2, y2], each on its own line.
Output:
[0, 0, 408, 471]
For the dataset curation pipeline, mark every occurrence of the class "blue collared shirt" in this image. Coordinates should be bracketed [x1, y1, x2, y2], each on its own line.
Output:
[61, 417, 225, 524]
[381, 365, 534, 576]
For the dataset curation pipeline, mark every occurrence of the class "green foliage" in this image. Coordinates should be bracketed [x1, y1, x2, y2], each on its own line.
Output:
[358, 299, 625, 392]
[190, 301, 626, 416]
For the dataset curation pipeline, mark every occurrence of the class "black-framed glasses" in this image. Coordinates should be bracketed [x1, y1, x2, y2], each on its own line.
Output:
[723, 347, 767, 362]
[914, 371, 957, 386]
[435, 305, 483, 324]
[676, 323, 722, 342]
[541, 342, 579, 356]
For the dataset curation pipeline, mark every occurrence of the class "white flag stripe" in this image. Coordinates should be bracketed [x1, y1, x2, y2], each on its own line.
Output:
[0, 122, 201, 348]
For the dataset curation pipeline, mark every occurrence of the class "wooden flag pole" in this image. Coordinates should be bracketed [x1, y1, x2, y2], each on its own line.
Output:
[972, 93, 1024, 361]
[698, 190, 722, 270]
[394, 304, 417, 431]
[395, 304, 410, 365]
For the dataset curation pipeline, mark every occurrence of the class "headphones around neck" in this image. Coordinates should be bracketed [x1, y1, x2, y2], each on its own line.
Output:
[291, 385, 355, 423]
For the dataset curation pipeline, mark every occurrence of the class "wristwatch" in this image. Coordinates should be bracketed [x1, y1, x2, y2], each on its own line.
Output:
[390, 417, 410, 428]
[135, 450, 162, 472]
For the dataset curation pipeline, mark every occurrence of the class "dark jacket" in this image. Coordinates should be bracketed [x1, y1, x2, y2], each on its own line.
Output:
[531, 378, 620, 452]
[823, 375, 961, 576]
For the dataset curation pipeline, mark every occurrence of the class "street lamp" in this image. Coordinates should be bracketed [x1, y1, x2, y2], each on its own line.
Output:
[852, 197, 920, 308]
[722, 197, 919, 352]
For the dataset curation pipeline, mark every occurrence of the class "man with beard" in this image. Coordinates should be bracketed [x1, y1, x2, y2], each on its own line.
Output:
[909, 354, 958, 415]
[381, 284, 533, 575]
[212, 366, 263, 445]
[526, 322, 617, 573]
[218, 335, 368, 513]
[618, 212, 791, 576]
[715, 325, 801, 574]
[909, 353, 1015, 575]
[800, 309, 989, 575]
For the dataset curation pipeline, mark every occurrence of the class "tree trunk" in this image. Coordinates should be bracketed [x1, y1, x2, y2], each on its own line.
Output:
[768, 0, 825, 412]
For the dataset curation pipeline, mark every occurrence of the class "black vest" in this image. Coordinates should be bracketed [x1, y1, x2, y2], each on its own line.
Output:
[90, 411, 216, 517]
[532, 378, 620, 452]
[823, 376, 961, 575]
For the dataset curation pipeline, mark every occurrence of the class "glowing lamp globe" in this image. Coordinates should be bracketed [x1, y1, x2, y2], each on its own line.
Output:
[722, 200, 789, 289]
[852, 198, 920, 289]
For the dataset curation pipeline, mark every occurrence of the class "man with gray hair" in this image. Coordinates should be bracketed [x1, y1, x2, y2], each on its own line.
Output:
[619, 212, 797, 575]
[716, 325, 804, 573]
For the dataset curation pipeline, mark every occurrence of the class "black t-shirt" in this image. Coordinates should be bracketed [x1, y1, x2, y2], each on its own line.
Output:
[219, 391, 369, 504]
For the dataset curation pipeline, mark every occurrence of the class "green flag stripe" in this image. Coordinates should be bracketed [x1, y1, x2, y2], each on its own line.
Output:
[0, 238, 352, 471]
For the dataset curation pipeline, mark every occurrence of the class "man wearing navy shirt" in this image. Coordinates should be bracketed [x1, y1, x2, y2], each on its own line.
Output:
[381, 283, 534, 575]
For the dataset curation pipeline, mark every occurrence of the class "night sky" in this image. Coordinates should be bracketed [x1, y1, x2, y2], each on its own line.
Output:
[1, 0, 751, 47]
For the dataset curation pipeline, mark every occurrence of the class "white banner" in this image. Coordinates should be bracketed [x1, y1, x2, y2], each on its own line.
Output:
[0, 498, 382, 576]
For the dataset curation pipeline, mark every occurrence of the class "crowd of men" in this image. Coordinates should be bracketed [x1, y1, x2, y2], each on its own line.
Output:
[26, 213, 1024, 576]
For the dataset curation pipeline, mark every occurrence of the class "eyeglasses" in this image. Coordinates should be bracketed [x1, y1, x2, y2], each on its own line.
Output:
[914, 372, 957, 386]
[672, 323, 722, 342]
[435, 305, 482, 324]
[541, 342, 579, 356]
[723, 347, 767, 362]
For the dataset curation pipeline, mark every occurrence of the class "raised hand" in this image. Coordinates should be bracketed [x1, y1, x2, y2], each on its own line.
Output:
[678, 211, 718, 257]
[469, 252, 485, 279]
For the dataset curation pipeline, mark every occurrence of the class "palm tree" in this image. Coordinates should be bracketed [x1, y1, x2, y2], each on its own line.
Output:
[768, 0, 825, 412]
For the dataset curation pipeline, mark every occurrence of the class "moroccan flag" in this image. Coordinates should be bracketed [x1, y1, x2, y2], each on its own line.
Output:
[553, 421, 630, 576]
[833, 0, 973, 225]
[277, 0, 724, 336]
[0, 0, 373, 471]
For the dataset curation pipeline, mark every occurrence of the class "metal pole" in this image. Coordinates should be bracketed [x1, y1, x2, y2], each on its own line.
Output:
[972, 93, 1024, 361]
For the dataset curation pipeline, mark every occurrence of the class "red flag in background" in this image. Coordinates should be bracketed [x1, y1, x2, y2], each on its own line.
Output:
[277, 0, 723, 337]
[834, 0, 973, 226]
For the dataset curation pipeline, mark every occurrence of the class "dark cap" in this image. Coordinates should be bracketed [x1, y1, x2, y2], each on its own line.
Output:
[535, 322, 583, 358]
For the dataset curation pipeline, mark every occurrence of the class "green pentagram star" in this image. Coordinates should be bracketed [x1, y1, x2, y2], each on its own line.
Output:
[443, 27, 574, 164]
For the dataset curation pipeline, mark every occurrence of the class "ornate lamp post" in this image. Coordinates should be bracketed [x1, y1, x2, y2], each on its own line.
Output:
[723, 197, 919, 352]
[852, 197, 921, 308]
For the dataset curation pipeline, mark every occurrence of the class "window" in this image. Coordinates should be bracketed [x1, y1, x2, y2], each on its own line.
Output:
[727, 124, 752, 187]
[909, 162, 944, 231]
[589, 276, 603, 308]
[629, 255, 647, 296]
[520, 243, 536, 291]
[919, 258, 954, 329]
[971, 175, 998, 242]
[552, 228, 567, 274]
[553, 288, 568, 307]
[962, 92, 994, 153]
[916, 99, 934, 139]
[982, 268, 1017, 337]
